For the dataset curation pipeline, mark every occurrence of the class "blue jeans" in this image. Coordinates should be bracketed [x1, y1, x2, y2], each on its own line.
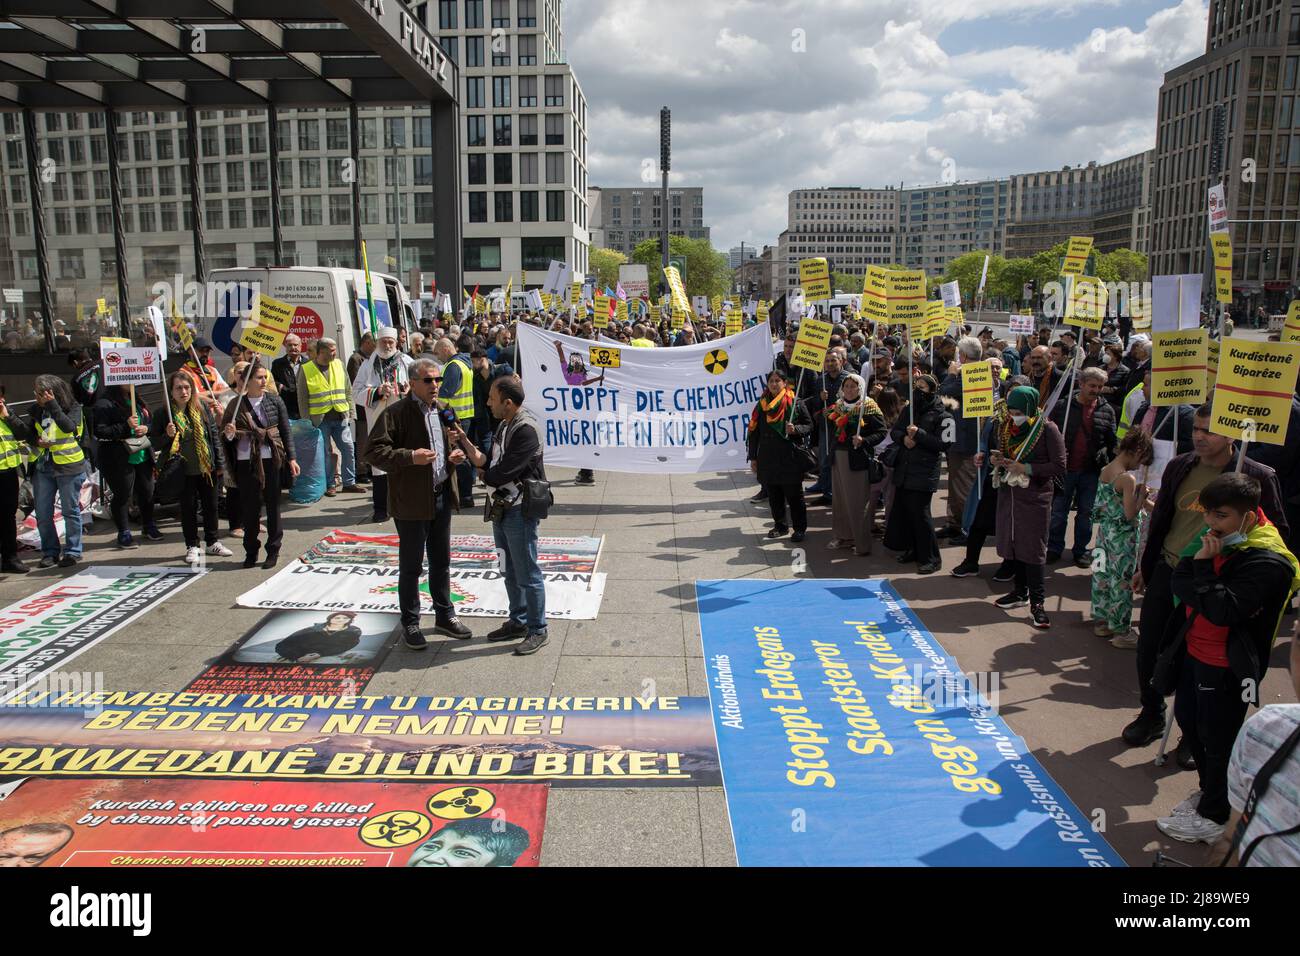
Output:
[1048, 470, 1100, 557]
[492, 505, 546, 632]
[34, 466, 86, 559]
[318, 418, 356, 487]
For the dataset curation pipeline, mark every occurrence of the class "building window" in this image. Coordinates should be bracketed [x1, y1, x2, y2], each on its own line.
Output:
[301, 194, 322, 226]
[252, 195, 270, 228]
[415, 193, 434, 223]
[466, 77, 485, 108]
[519, 114, 538, 145]
[327, 118, 349, 150]
[467, 115, 486, 147]
[297, 119, 319, 151]
[545, 152, 564, 184]
[384, 117, 406, 148]
[224, 125, 243, 155]
[413, 155, 433, 186]
[495, 192, 513, 222]
[494, 115, 512, 146]
[521, 236, 565, 270]
[491, 0, 509, 27]
[413, 116, 432, 148]
[520, 190, 539, 221]
[439, 0, 457, 28]
[519, 76, 537, 107]
[464, 237, 500, 270]
[330, 194, 351, 225]
[519, 153, 538, 184]
[545, 75, 564, 106]
[468, 153, 487, 184]
[440, 36, 458, 63]
[493, 77, 511, 108]
[518, 0, 536, 25]
[468, 191, 488, 222]
[494, 153, 512, 184]
[205, 199, 224, 230]
[492, 35, 510, 67]
[228, 199, 246, 229]
[465, 0, 483, 29]
[519, 35, 537, 65]
[545, 190, 564, 221]
[545, 114, 564, 145]
[299, 158, 321, 188]
[466, 35, 484, 67]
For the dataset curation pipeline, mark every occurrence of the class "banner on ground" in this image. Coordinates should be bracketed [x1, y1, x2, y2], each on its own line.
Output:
[0, 778, 546, 867]
[0, 567, 203, 703]
[238, 529, 606, 618]
[0, 693, 721, 787]
[695, 578, 1124, 866]
[1151, 330, 1209, 407]
[1209, 339, 1300, 445]
[99, 338, 162, 386]
[961, 361, 995, 418]
[184, 611, 400, 696]
[516, 321, 770, 474]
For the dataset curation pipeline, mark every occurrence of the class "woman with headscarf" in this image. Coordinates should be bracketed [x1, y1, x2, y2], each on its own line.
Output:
[220, 363, 299, 569]
[980, 384, 1066, 629]
[883, 373, 953, 574]
[747, 369, 813, 543]
[825, 373, 887, 556]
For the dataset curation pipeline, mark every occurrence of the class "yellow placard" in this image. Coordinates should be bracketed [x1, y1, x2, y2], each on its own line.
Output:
[918, 300, 947, 340]
[1209, 339, 1300, 445]
[799, 257, 832, 302]
[1151, 330, 1209, 407]
[1283, 302, 1300, 345]
[1065, 276, 1107, 330]
[615, 299, 628, 324]
[710, 295, 721, 318]
[663, 266, 690, 315]
[239, 293, 294, 356]
[1061, 236, 1094, 276]
[945, 306, 964, 326]
[1207, 338, 1220, 386]
[885, 269, 927, 326]
[756, 300, 769, 323]
[862, 266, 889, 322]
[791, 317, 833, 372]
[1130, 294, 1152, 331]
[588, 345, 621, 369]
[593, 293, 610, 329]
[1210, 234, 1233, 304]
[726, 308, 742, 336]
[571, 282, 584, 305]
[671, 306, 687, 331]
[473, 294, 487, 314]
[96, 297, 108, 315]
[961, 361, 995, 419]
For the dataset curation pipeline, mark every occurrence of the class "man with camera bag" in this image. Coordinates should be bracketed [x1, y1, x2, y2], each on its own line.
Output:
[364, 358, 473, 650]
[452, 374, 551, 655]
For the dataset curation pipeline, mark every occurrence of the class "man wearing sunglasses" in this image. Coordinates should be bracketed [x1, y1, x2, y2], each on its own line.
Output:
[364, 358, 473, 649]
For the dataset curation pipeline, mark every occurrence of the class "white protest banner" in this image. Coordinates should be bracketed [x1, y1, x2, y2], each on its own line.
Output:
[619, 263, 651, 299]
[1208, 183, 1228, 235]
[1009, 313, 1035, 334]
[941, 281, 962, 309]
[0, 566, 203, 702]
[99, 338, 163, 385]
[543, 259, 566, 294]
[147, 305, 167, 361]
[518, 321, 772, 474]
[1151, 275, 1204, 333]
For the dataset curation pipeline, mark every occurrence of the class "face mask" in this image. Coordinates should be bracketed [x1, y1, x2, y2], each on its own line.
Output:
[1219, 516, 1252, 549]
[1009, 412, 1028, 426]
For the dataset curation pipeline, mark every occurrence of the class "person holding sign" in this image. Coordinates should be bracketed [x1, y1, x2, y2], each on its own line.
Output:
[978, 385, 1066, 629]
[883, 373, 952, 575]
[93, 385, 161, 549]
[353, 325, 414, 523]
[824, 374, 886, 556]
[1045, 368, 1117, 567]
[747, 369, 813, 543]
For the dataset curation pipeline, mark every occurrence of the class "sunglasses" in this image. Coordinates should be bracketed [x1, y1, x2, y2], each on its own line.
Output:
[419, 376, 442, 384]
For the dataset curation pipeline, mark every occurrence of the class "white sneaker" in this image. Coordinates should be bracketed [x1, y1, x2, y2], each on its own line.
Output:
[206, 542, 233, 557]
[184, 547, 201, 565]
[1156, 810, 1225, 844]
[1173, 789, 1203, 816]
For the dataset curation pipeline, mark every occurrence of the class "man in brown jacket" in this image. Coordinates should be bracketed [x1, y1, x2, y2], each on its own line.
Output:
[364, 357, 473, 648]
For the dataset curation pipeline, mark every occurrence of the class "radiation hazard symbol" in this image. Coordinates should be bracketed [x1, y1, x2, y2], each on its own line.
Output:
[427, 786, 496, 820]
[703, 349, 729, 375]
[359, 810, 433, 847]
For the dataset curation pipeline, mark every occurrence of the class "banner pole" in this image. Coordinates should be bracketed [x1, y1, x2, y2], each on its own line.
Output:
[159, 351, 174, 425]
[908, 330, 915, 427]
[789, 368, 805, 425]
[587, 534, 604, 592]
[229, 352, 260, 425]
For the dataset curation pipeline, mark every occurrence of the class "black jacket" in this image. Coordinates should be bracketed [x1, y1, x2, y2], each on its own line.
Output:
[889, 398, 953, 492]
[938, 373, 978, 454]
[149, 401, 226, 473]
[270, 354, 306, 419]
[472, 362, 515, 436]
[92, 395, 151, 474]
[364, 394, 460, 521]
[747, 398, 813, 486]
[1048, 394, 1117, 473]
[1132, 402, 1195, 456]
[484, 411, 546, 488]
[1140, 452, 1287, 581]
[1246, 396, 1300, 506]
[1154, 547, 1296, 694]
[276, 624, 362, 662]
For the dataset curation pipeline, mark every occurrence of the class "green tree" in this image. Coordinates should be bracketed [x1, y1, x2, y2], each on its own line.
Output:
[589, 247, 627, 291]
[940, 251, 1003, 306]
[631, 235, 731, 300]
[1098, 248, 1148, 283]
[832, 270, 863, 294]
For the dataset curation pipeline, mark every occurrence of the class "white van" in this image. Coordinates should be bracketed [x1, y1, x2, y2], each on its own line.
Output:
[194, 266, 418, 370]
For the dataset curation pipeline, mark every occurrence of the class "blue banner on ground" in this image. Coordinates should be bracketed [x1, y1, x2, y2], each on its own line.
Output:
[696, 578, 1125, 866]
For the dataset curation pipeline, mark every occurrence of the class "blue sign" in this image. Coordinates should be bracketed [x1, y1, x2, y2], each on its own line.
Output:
[357, 297, 393, 330]
[696, 578, 1125, 867]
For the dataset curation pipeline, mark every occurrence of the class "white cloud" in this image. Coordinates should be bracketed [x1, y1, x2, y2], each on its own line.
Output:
[564, 0, 1209, 251]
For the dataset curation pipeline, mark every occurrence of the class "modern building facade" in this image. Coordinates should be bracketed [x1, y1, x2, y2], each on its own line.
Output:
[1150, 0, 1300, 308]
[729, 244, 758, 269]
[0, 0, 589, 348]
[897, 179, 1011, 277]
[586, 185, 709, 258]
[776, 187, 898, 293]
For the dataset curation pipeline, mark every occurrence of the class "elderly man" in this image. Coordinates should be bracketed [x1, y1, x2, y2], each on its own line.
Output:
[937, 336, 985, 542]
[353, 325, 414, 522]
[297, 337, 364, 497]
[1023, 345, 1061, 408]
[271, 333, 307, 419]
[1046, 367, 1117, 567]
[433, 335, 477, 507]
[364, 357, 472, 648]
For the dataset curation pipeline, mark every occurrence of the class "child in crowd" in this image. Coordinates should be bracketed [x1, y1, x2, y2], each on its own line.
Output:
[1090, 428, 1155, 646]
[1153, 473, 1300, 845]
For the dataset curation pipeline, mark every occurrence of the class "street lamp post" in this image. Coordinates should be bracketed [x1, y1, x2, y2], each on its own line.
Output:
[659, 107, 670, 273]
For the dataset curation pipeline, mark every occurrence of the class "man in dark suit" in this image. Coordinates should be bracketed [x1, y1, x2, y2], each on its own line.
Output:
[270, 333, 306, 420]
[364, 357, 473, 649]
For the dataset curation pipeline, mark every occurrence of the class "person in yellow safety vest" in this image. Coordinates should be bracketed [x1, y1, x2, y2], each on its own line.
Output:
[434, 335, 478, 507]
[25, 375, 88, 569]
[1115, 380, 1147, 440]
[296, 337, 365, 498]
[0, 386, 33, 573]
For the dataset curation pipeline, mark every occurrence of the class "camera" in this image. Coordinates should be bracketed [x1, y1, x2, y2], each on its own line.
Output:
[484, 489, 513, 523]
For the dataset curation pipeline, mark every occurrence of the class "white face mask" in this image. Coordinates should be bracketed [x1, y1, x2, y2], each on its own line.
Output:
[1010, 412, 1028, 426]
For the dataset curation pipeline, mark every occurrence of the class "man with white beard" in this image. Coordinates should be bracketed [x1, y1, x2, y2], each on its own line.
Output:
[352, 325, 414, 522]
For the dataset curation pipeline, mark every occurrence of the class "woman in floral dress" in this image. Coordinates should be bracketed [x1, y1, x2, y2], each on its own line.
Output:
[1090, 428, 1154, 643]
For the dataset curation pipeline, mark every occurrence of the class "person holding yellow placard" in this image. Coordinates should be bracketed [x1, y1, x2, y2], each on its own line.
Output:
[748, 369, 813, 543]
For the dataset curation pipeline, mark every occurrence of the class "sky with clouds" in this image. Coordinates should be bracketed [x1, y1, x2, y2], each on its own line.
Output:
[562, 0, 1210, 252]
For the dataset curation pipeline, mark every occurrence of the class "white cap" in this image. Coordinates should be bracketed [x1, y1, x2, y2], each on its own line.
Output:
[377, 325, 398, 341]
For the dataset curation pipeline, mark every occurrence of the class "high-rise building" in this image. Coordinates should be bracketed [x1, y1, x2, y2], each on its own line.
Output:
[1150, 0, 1299, 309]
[586, 185, 709, 258]
[729, 244, 758, 269]
[777, 187, 898, 294]
[0, 0, 590, 346]
[897, 179, 1011, 277]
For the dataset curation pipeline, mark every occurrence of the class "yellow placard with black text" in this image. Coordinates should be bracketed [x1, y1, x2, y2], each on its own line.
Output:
[1061, 236, 1094, 276]
[239, 293, 294, 356]
[1210, 234, 1233, 304]
[1151, 330, 1208, 407]
[1282, 301, 1300, 345]
[1209, 339, 1300, 445]
[961, 361, 995, 419]
[885, 269, 927, 327]
[791, 318, 833, 372]
[862, 266, 889, 322]
[800, 257, 832, 302]
[1065, 276, 1107, 330]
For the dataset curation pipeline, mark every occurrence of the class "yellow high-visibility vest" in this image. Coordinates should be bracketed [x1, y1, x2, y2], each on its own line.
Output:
[34, 415, 85, 467]
[445, 357, 474, 421]
[303, 359, 351, 416]
[1115, 382, 1144, 440]
[0, 418, 22, 471]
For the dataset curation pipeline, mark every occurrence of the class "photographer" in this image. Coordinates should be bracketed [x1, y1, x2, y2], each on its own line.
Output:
[453, 374, 551, 656]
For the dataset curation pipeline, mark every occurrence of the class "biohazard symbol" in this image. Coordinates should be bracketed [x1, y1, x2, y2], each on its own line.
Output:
[359, 810, 432, 847]
[703, 349, 729, 375]
[427, 786, 496, 820]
